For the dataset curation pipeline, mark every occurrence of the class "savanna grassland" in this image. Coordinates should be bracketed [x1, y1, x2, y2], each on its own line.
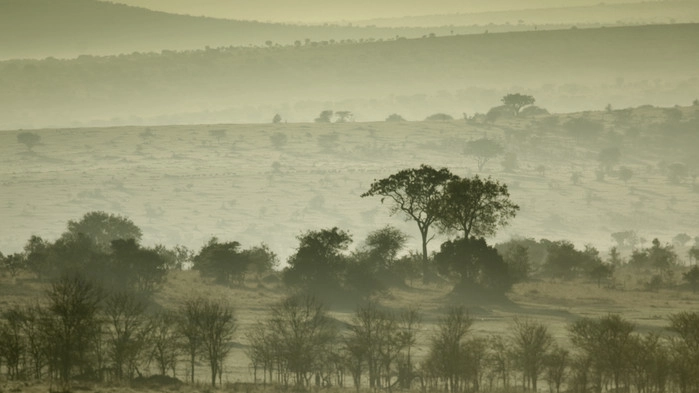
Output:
[2, 105, 698, 263]
[2, 106, 699, 392]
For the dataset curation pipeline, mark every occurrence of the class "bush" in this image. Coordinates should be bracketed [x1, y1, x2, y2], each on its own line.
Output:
[425, 113, 454, 121]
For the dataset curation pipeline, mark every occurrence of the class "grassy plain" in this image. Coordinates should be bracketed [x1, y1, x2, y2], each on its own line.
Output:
[1, 106, 699, 387]
[1, 105, 697, 261]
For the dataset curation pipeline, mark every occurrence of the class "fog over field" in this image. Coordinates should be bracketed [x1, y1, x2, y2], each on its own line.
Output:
[2, 2, 699, 392]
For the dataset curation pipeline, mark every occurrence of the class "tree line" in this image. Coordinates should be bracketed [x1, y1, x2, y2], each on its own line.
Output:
[3, 280, 699, 393]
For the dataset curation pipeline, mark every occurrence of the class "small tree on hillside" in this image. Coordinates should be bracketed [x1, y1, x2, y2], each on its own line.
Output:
[63, 211, 143, 253]
[501, 94, 535, 116]
[193, 238, 250, 286]
[17, 131, 41, 152]
[598, 147, 621, 173]
[464, 138, 505, 171]
[386, 113, 406, 122]
[315, 110, 334, 123]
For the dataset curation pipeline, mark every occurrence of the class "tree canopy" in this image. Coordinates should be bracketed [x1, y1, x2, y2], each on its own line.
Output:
[501, 93, 535, 116]
[362, 165, 455, 282]
[438, 175, 518, 239]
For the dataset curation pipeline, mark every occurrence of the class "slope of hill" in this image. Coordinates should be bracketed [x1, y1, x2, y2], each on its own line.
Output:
[1, 105, 697, 263]
[1, 23, 698, 130]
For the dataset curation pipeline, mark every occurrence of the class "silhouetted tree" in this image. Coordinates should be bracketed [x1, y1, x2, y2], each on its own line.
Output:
[511, 318, 553, 391]
[362, 165, 455, 283]
[385, 113, 406, 122]
[43, 273, 103, 391]
[438, 175, 519, 239]
[104, 290, 150, 381]
[543, 346, 569, 393]
[335, 111, 353, 122]
[110, 239, 168, 293]
[1, 252, 25, 279]
[569, 314, 635, 393]
[193, 238, 250, 286]
[177, 298, 204, 384]
[425, 113, 453, 121]
[197, 299, 237, 387]
[434, 237, 511, 295]
[683, 266, 699, 293]
[283, 227, 352, 294]
[424, 306, 472, 393]
[149, 312, 180, 377]
[315, 110, 334, 123]
[268, 295, 336, 387]
[501, 93, 535, 116]
[272, 113, 282, 123]
[63, 211, 142, 253]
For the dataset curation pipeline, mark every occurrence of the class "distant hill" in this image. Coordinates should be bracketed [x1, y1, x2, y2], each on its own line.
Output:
[1, 23, 698, 130]
[0, 0, 432, 60]
[356, 1, 699, 27]
[0, 0, 534, 60]
[3, 0, 697, 61]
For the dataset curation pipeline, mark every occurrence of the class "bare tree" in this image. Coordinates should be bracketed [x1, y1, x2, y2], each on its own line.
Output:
[149, 311, 181, 377]
[511, 318, 553, 391]
[43, 273, 103, 391]
[104, 291, 151, 381]
[268, 295, 336, 387]
[424, 306, 473, 393]
[198, 299, 237, 387]
[177, 298, 204, 384]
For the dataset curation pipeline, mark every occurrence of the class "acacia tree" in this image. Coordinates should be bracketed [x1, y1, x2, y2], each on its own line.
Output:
[438, 175, 519, 239]
[501, 94, 535, 116]
[362, 165, 456, 282]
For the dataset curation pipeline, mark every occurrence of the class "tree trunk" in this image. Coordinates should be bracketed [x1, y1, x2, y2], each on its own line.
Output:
[421, 229, 429, 284]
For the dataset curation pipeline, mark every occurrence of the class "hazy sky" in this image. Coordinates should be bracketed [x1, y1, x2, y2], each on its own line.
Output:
[108, 0, 643, 23]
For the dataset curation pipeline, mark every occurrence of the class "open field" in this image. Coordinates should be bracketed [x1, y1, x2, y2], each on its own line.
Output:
[1, 105, 698, 262]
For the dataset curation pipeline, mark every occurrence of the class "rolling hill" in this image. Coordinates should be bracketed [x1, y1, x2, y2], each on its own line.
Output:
[1, 23, 698, 130]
